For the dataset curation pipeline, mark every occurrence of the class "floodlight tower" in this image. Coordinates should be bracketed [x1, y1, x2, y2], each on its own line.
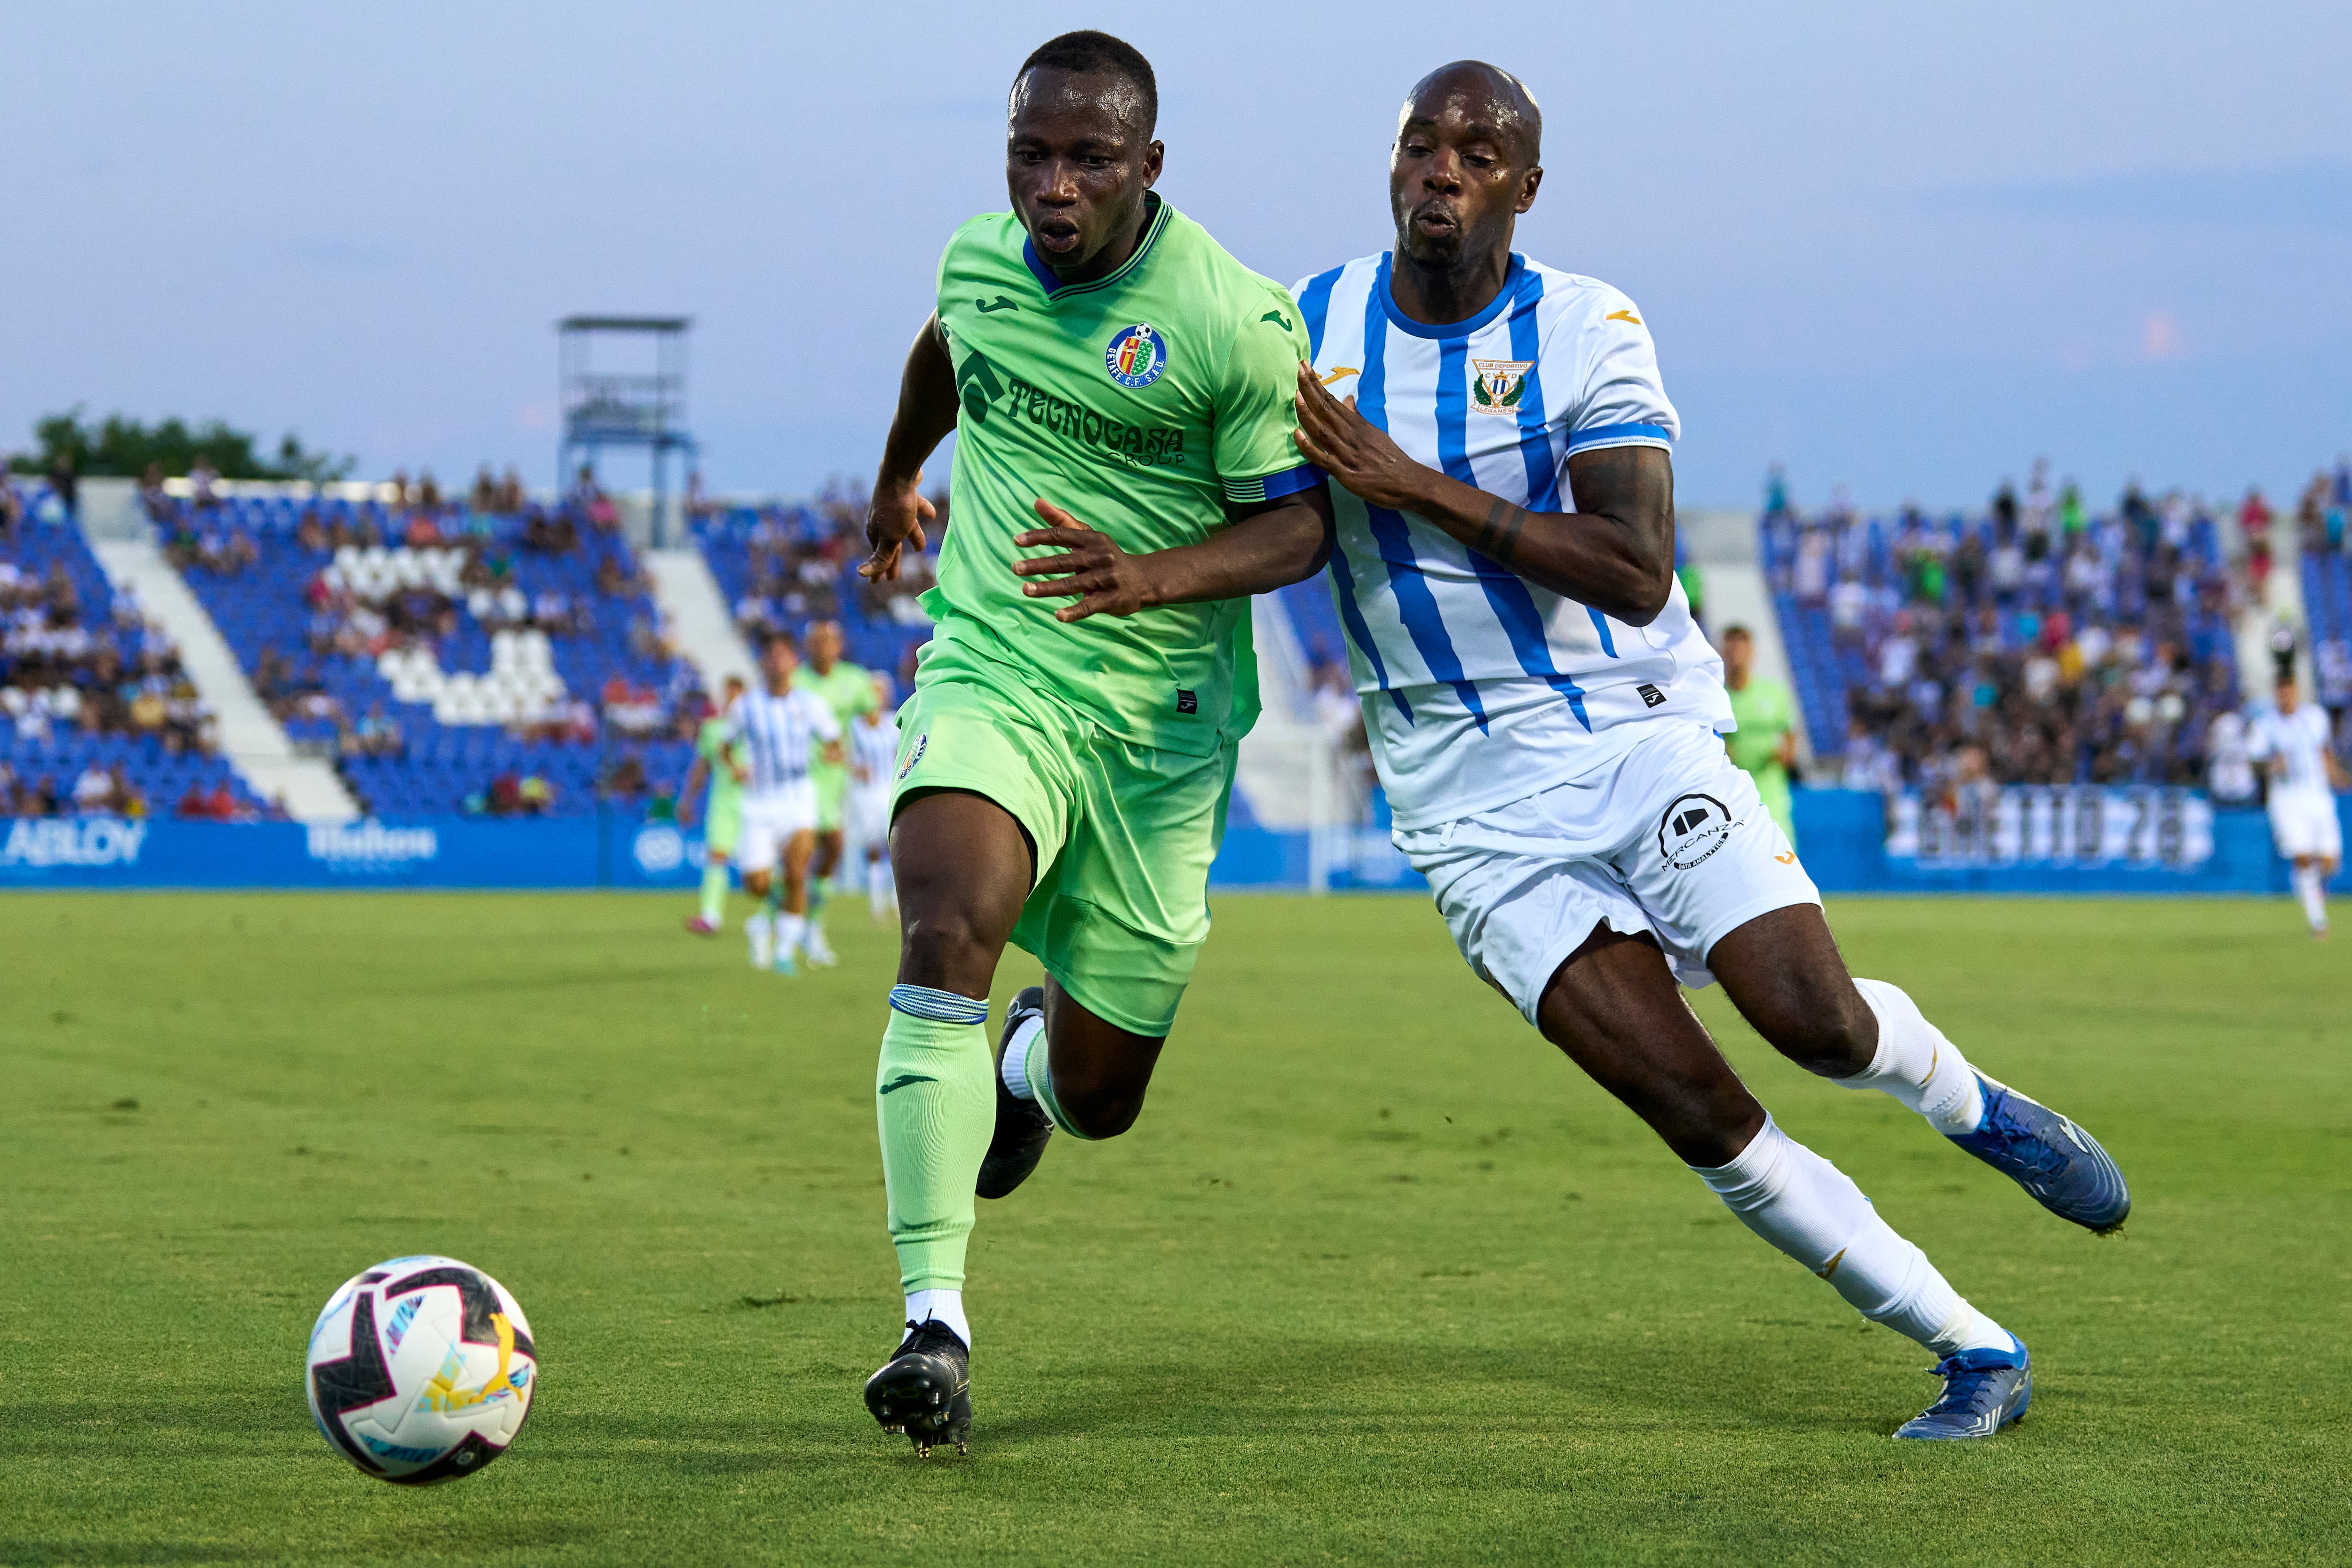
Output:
[556, 315, 696, 546]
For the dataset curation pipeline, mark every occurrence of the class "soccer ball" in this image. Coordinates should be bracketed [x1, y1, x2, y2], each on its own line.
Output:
[305, 1254, 538, 1484]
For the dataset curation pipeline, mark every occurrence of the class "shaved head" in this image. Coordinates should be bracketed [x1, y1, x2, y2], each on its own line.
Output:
[1400, 60, 1542, 169]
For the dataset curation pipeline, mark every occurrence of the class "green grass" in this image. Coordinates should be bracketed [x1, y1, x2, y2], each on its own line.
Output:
[3, 891, 2347, 1566]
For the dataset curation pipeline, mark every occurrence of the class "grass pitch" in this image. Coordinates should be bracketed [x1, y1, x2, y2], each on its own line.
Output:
[3, 890, 2347, 1566]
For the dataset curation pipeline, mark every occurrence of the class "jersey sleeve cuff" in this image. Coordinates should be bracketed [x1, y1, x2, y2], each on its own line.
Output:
[1221, 462, 1324, 505]
[1566, 423, 1675, 455]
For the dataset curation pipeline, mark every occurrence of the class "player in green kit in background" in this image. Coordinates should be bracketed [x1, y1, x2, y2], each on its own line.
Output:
[796, 621, 879, 967]
[1720, 624, 1801, 847]
[852, 31, 1333, 1455]
[678, 673, 749, 935]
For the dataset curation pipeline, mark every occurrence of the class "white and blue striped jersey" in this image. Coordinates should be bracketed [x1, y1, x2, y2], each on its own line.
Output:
[728, 683, 842, 798]
[2250, 703, 2335, 797]
[848, 708, 901, 789]
[1292, 252, 1731, 829]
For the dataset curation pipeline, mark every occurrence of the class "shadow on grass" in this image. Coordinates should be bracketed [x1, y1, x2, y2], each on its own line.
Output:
[0, 1521, 599, 1566]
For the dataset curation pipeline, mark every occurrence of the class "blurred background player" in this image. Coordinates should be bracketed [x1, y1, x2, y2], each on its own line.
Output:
[734, 633, 843, 975]
[852, 31, 1331, 1457]
[678, 673, 749, 935]
[1289, 60, 2126, 1442]
[845, 674, 901, 923]
[2249, 671, 2347, 937]
[1719, 623, 1800, 848]
[799, 620, 881, 967]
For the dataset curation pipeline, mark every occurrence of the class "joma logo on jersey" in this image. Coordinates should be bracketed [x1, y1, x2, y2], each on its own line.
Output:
[956, 350, 1004, 424]
[1470, 358, 1532, 415]
[1104, 322, 1169, 389]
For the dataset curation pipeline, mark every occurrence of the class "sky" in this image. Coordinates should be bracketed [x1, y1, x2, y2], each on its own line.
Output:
[5, 1, 2349, 513]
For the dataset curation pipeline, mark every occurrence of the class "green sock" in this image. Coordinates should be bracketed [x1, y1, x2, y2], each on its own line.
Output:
[699, 864, 727, 923]
[1019, 1019, 1099, 1140]
[876, 987, 995, 1293]
[807, 878, 828, 935]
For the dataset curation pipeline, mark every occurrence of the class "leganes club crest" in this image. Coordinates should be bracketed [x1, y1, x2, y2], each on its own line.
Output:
[1105, 323, 1168, 389]
[1470, 358, 1532, 415]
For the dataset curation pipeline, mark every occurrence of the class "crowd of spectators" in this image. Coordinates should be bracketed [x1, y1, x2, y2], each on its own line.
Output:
[1, 513, 218, 763]
[723, 479, 940, 690]
[1769, 461, 2248, 797]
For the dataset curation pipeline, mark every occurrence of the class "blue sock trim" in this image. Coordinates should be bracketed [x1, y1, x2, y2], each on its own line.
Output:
[887, 984, 989, 1026]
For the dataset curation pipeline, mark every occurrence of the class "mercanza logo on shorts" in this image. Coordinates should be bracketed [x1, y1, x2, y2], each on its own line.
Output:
[1658, 792, 1739, 870]
[1104, 322, 1168, 388]
[896, 733, 928, 782]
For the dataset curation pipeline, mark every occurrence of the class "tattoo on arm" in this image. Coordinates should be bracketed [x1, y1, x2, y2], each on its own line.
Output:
[1477, 497, 1528, 565]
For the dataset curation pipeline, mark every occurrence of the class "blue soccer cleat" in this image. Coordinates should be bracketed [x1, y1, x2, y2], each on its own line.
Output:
[1947, 1073, 2130, 1234]
[1894, 1336, 2032, 1440]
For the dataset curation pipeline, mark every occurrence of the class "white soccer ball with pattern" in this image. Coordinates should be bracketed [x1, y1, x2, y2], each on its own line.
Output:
[305, 1254, 538, 1484]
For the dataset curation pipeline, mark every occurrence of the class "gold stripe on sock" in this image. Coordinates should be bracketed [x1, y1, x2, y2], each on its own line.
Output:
[1815, 1248, 1847, 1281]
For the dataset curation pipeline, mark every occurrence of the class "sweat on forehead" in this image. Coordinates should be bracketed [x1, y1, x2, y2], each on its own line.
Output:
[1399, 61, 1542, 162]
[1011, 67, 1152, 133]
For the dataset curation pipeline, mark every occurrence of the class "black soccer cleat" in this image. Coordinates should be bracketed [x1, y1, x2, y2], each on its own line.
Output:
[976, 985, 1054, 1201]
[863, 1318, 971, 1457]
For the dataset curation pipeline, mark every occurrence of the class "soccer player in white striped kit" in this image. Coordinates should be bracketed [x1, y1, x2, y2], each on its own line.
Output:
[1288, 62, 2130, 1440]
[731, 632, 844, 975]
[2249, 670, 2347, 936]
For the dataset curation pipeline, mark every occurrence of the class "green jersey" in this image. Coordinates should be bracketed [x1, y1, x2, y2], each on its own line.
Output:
[696, 716, 741, 809]
[802, 661, 879, 748]
[923, 194, 1315, 756]
[1725, 675, 1798, 839]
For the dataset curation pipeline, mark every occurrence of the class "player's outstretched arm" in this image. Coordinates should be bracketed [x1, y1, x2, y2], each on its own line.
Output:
[1291, 360, 1677, 625]
[861, 315, 960, 583]
[1009, 485, 1334, 623]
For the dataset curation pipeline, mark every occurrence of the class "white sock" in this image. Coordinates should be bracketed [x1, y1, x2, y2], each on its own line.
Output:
[777, 912, 807, 955]
[2295, 864, 2329, 933]
[1692, 1116, 2013, 1356]
[747, 910, 772, 966]
[1000, 1012, 1044, 1101]
[905, 1288, 969, 1348]
[868, 858, 890, 918]
[1847, 979, 1986, 1134]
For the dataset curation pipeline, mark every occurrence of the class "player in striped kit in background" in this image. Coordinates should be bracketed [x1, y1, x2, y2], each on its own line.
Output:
[1288, 60, 2130, 1440]
[730, 631, 844, 976]
[843, 674, 902, 924]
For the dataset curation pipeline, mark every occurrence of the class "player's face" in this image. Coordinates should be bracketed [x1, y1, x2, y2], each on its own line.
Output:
[1390, 77, 1541, 268]
[1006, 68, 1163, 274]
[764, 642, 798, 688]
[808, 623, 842, 670]
[1721, 633, 1752, 680]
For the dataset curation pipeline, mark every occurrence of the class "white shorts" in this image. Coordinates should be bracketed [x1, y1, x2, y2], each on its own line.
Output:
[737, 782, 818, 872]
[2268, 788, 2342, 861]
[844, 784, 892, 852]
[1393, 720, 1821, 1023]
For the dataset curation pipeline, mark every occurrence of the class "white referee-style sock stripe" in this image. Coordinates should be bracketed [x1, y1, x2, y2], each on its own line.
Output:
[1000, 1013, 1044, 1102]
[1692, 1116, 2012, 1356]
[1846, 979, 1986, 1135]
[886, 984, 989, 1026]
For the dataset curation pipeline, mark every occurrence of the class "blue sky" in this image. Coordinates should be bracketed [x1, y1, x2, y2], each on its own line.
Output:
[4, 1, 2347, 511]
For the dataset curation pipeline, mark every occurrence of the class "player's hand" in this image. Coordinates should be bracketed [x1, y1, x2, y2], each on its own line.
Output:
[861, 472, 935, 582]
[676, 799, 697, 828]
[1291, 360, 1436, 513]
[1011, 501, 1159, 622]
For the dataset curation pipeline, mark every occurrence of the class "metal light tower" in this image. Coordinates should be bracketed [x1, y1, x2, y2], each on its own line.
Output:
[556, 315, 696, 546]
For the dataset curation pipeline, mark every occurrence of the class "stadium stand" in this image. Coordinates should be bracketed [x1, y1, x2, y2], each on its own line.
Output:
[161, 486, 702, 817]
[690, 487, 937, 688]
[2295, 462, 2352, 730]
[0, 479, 263, 820]
[1767, 475, 2246, 791]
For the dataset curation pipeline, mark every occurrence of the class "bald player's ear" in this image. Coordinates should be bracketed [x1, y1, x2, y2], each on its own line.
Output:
[1515, 164, 1543, 215]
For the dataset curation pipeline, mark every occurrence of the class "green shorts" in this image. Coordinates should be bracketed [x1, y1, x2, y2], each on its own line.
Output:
[813, 761, 849, 833]
[703, 791, 742, 858]
[889, 672, 1236, 1038]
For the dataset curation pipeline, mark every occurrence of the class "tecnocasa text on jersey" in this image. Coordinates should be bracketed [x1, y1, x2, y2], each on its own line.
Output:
[998, 371, 1188, 468]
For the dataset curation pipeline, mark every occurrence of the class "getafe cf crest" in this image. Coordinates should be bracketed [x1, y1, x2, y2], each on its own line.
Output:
[1470, 358, 1532, 415]
[896, 733, 928, 782]
[1104, 323, 1169, 389]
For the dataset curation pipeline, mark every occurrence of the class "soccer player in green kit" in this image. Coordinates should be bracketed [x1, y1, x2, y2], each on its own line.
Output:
[1719, 624, 1801, 847]
[796, 621, 879, 967]
[853, 31, 1333, 1455]
[678, 673, 748, 935]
